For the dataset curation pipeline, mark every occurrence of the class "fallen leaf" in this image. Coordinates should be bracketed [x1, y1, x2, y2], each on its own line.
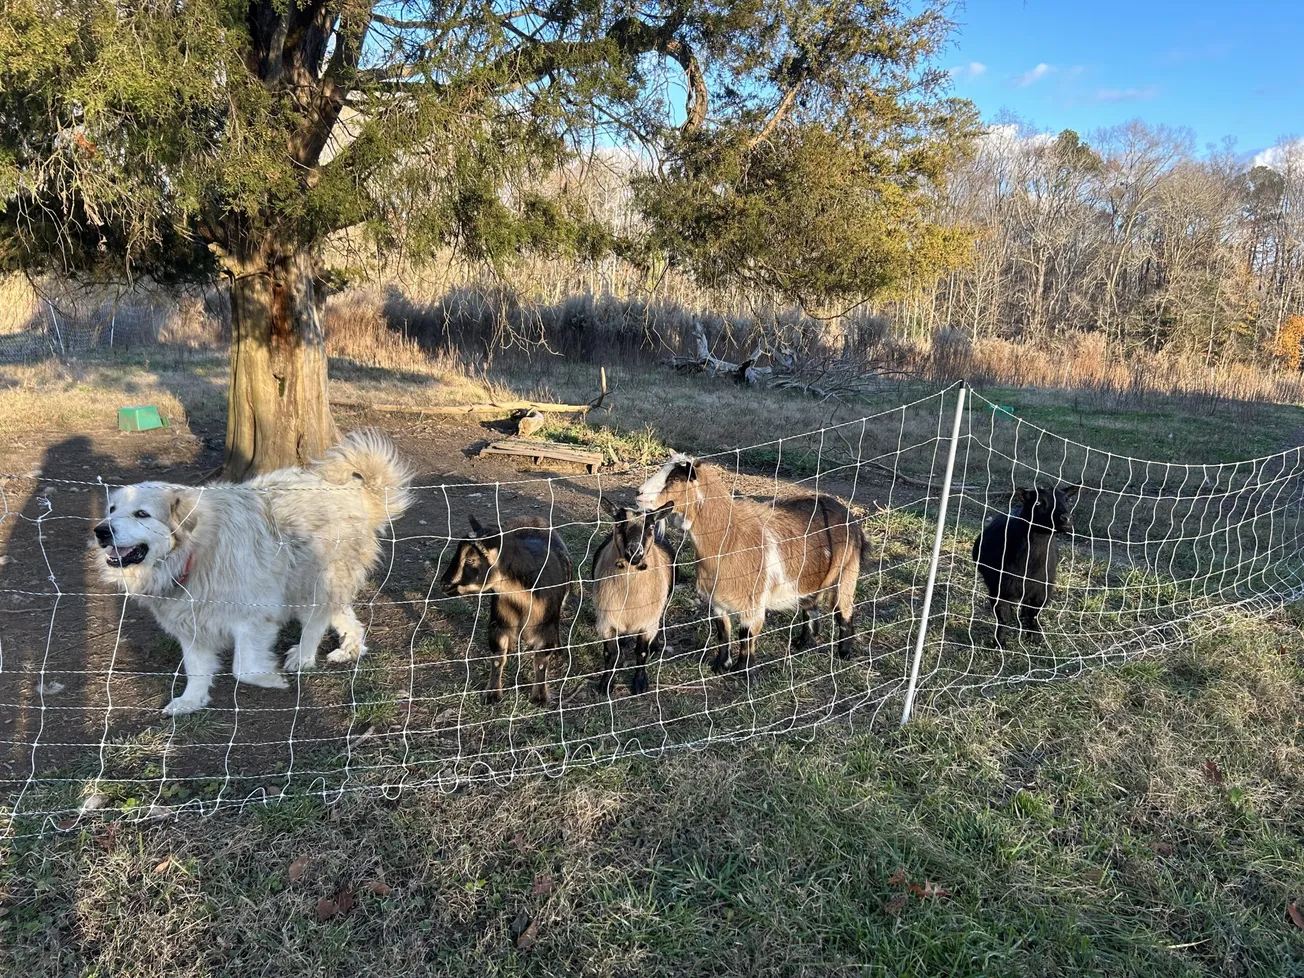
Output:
[509, 911, 535, 948]
[334, 887, 357, 915]
[362, 880, 393, 896]
[153, 859, 171, 874]
[315, 898, 339, 922]
[917, 881, 950, 899]
[1202, 759, 1224, 784]
[532, 874, 556, 895]
[515, 919, 539, 950]
[1289, 903, 1304, 930]
[288, 856, 310, 883]
[884, 892, 909, 917]
[887, 867, 907, 887]
[1148, 841, 1174, 856]
[95, 823, 119, 851]
[1275, 643, 1289, 656]
[55, 818, 78, 832]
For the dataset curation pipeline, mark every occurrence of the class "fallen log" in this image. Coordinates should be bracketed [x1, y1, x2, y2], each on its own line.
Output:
[329, 399, 592, 416]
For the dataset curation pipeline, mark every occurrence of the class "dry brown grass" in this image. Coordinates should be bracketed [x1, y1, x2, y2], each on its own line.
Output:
[927, 330, 1304, 407]
[8, 266, 1304, 431]
[0, 361, 192, 435]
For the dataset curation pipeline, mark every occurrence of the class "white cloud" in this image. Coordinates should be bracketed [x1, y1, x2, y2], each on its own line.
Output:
[1093, 85, 1160, 103]
[1014, 63, 1053, 87]
[977, 124, 1056, 161]
[1253, 138, 1304, 171]
[949, 61, 987, 80]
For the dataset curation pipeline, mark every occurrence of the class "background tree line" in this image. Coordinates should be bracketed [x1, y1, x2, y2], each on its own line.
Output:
[891, 122, 1304, 370]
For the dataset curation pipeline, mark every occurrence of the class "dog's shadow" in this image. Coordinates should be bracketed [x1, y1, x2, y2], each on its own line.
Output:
[0, 435, 159, 783]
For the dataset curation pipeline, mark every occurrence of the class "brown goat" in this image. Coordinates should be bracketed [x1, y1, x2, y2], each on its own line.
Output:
[590, 498, 676, 695]
[637, 454, 861, 672]
[440, 515, 573, 704]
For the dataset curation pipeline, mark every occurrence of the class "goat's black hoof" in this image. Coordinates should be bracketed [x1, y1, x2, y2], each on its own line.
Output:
[710, 653, 732, 675]
[835, 642, 855, 661]
[481, 688, 503, 706]
[630, 671, 649, 695]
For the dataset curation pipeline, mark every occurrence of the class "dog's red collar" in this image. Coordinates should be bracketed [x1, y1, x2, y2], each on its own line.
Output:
[175, 551, 195, 587]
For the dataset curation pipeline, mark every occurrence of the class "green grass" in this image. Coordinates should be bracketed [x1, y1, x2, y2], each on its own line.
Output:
[5, 352, 1304, 975]
[3, 618, 1302, 976]
[977, 386, 1304, 465]
[537, 417, 670, 467]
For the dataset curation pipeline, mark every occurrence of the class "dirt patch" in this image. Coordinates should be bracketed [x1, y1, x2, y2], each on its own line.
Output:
[0, 408, 906, 821]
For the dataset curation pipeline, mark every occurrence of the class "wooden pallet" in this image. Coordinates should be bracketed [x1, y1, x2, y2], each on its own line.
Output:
[477, 438, 604, 474]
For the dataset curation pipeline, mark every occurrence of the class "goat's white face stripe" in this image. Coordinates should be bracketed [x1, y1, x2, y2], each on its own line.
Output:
[635, 452, 693, 510]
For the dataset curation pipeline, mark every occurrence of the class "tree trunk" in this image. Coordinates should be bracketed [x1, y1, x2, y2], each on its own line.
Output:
[221, 246, 338, 480]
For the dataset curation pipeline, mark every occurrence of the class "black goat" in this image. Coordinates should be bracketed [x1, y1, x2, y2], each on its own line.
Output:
[441, 515, 573, 705]
[971, 484, 1079, 647]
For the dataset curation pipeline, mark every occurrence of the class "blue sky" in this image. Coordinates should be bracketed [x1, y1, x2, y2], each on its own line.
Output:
[946, 0, 1303, 160]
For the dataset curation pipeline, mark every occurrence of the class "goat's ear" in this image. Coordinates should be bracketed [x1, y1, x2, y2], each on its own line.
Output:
[1060, 484, 1082, 499]
[1014, 488, 1035, 505]
[676, 459, 698, 482]
[599, 496, 618, 518]
[651, 501, 676, 520]
[467, 514, 485, 537]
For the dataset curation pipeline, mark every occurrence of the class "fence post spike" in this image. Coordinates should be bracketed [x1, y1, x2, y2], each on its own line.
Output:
[901, 381, 968, 725]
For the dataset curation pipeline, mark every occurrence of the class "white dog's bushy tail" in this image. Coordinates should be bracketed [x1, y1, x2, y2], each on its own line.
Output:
[314, 428, 415, 525]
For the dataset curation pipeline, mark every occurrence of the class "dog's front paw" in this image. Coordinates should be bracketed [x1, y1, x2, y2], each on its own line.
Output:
[162, 694, 208, 717]
[325, 644, 365, 667]
[327, 633, 367, 666]
[284, 644, 316, 671]
[238, 671, 289, 690]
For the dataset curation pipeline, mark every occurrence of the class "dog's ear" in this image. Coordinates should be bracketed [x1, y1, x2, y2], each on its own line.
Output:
[170, 489, 201, 533]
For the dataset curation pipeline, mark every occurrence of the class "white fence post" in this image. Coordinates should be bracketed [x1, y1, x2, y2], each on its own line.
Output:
[900, 381, 968, 725]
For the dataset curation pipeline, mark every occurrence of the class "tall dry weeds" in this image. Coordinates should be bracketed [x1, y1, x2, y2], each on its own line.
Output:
[6, 268, 1304, 412]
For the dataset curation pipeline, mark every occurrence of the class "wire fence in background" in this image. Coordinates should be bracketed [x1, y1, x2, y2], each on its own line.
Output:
[2, 383, 1303, 838]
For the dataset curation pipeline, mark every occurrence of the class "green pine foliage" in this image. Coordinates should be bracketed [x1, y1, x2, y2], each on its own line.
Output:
[0, 0, 979, 303]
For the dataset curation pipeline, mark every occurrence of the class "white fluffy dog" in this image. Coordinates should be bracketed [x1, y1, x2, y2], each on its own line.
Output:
[92, 430, 413, 715]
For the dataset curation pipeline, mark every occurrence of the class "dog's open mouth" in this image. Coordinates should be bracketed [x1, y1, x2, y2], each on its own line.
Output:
[104, 544, 149, 568]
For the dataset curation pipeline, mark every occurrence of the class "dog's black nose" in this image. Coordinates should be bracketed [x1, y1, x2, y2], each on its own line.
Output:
[94, 522, 113, 546]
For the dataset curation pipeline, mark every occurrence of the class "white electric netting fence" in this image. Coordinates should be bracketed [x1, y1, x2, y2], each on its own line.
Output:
[2, 382, 1304, 838]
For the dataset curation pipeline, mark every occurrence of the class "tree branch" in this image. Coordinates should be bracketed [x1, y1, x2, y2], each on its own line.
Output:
[748, 81, 802, 149]
[661, 38, 707, 131]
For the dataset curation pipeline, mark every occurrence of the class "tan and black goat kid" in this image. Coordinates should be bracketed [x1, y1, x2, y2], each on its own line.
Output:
[590, 498, 676, 695]
[441, 515, 573, 705]
[636, 454, 862, 673]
